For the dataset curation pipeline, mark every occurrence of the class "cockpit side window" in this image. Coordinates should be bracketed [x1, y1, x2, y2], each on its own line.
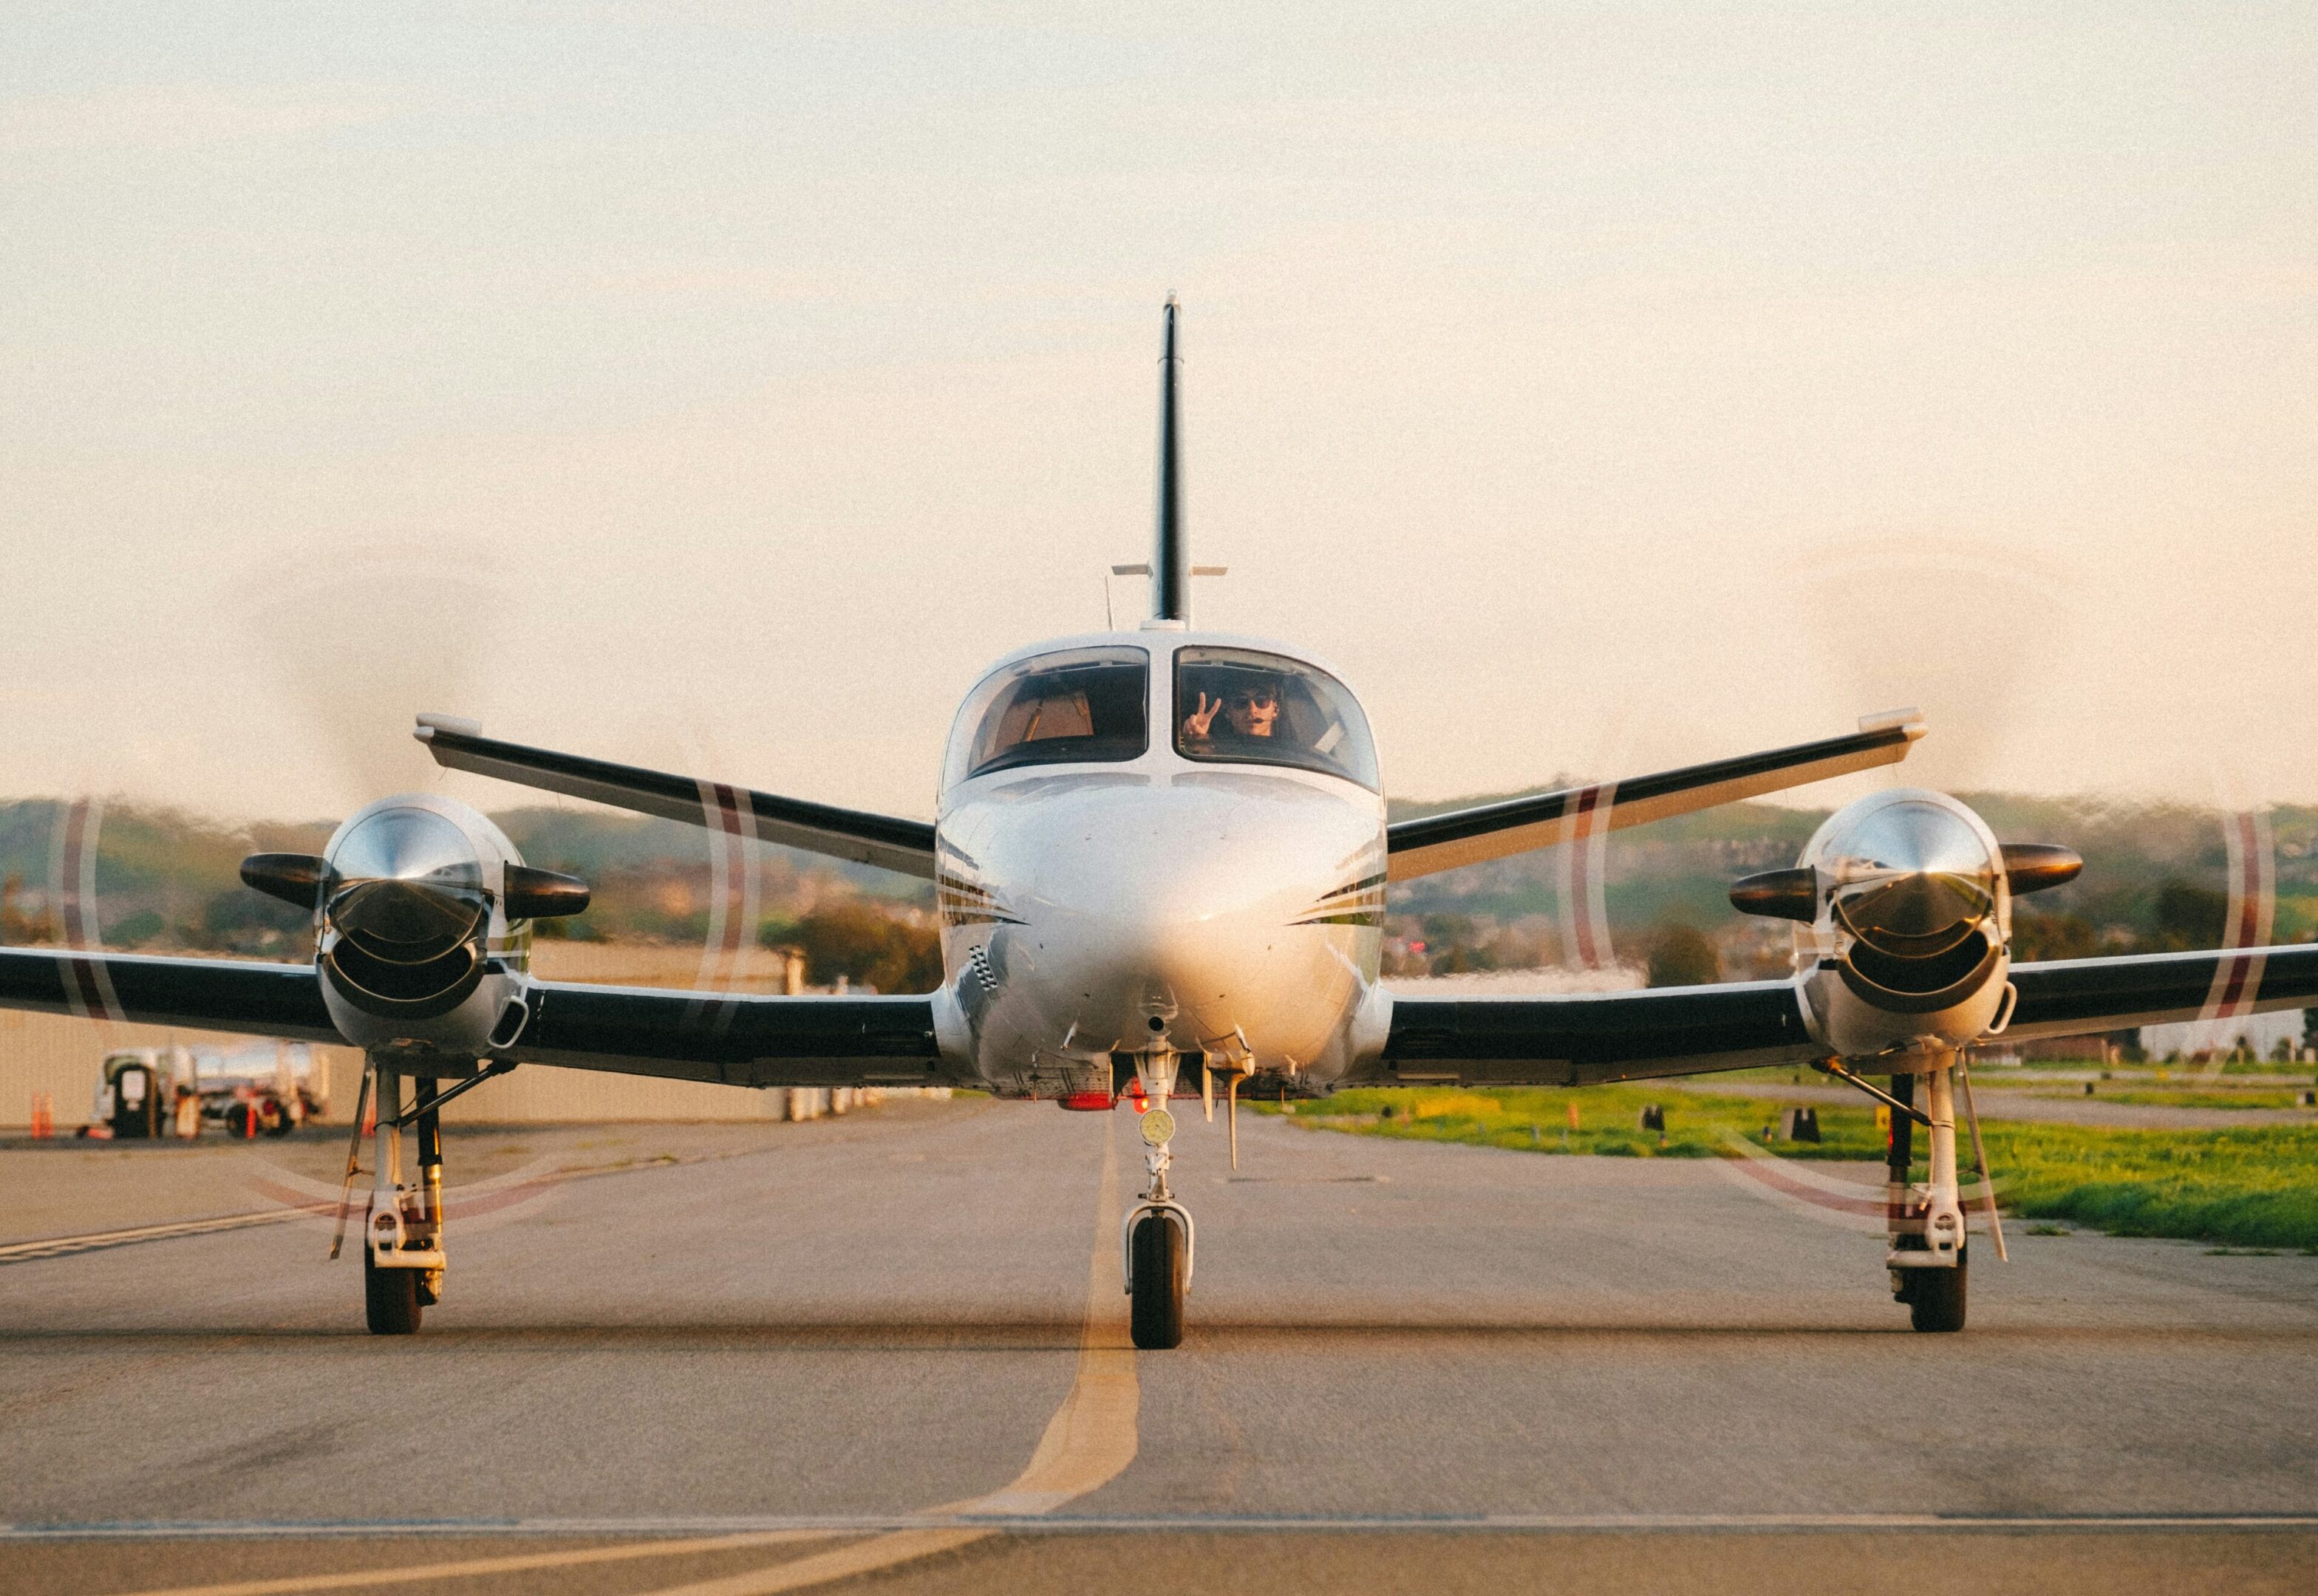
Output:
[1173, 647, 1379, 791]
[951, 647, 1150, 783]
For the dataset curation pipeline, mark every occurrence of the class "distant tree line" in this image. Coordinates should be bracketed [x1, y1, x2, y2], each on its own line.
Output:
[760, 902, 941, 994]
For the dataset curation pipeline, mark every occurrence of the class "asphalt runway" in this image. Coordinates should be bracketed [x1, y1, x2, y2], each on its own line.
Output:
[4, 1096, 2315, 1595]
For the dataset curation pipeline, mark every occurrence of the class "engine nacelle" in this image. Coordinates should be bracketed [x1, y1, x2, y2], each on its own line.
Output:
[1729, 788, 2079, 1060]
[241, 794, 588, 1062]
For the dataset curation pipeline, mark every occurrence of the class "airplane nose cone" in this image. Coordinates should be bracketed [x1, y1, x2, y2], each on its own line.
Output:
[998, 778, 1376, 1051]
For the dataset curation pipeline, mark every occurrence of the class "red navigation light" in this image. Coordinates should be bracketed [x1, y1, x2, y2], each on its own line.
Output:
[1059, 1091, 1116, 1112]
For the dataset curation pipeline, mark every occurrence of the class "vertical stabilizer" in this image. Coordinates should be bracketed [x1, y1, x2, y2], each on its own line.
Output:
[1151, 297, 1187, 623]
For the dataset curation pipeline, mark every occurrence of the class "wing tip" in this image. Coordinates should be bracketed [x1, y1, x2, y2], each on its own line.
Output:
[1858, 707, 1927, 742]
[413, 712, 483, 745]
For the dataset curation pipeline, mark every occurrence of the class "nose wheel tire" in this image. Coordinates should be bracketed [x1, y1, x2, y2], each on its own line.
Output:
[364, 1249, 423, 1336]
[1128, 1213, 1186, 1350]
[1903, 1257, 1967, 1333]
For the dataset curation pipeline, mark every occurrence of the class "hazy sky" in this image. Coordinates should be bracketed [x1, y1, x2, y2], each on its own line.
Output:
[4, 2, 2313, 824]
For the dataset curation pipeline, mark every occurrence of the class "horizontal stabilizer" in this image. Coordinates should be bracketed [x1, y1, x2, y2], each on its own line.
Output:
[415, 720, 937, 879]
[1385, 712, 1925, 881]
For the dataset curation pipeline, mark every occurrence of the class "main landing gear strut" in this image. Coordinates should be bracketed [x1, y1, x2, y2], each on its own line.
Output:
[355, 1067, 446, 1334]
[1122, 1050, 1193, 1349]
[335, 1057, 507, 1336]
[1886, 1057, 1966, 1332]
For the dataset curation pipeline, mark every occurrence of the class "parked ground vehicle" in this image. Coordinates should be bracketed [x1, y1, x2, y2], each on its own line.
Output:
[90, 1043, 327, 1139]
[90, 1048, 184, 1138]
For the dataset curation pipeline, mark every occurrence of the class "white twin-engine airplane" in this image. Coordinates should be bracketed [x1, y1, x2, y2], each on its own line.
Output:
[7, 301, 2314, 1346]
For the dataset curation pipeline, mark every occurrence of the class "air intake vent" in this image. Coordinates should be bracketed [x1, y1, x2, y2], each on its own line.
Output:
[325, 938, 486, 1016]
[1838, 927, 2001, 1014]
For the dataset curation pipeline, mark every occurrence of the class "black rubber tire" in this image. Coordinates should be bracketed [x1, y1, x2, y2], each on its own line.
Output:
[1129, 1213, 1187, 1350]
[1908, 1257, 1967, 1333]
[364, 1248, 423, 1336]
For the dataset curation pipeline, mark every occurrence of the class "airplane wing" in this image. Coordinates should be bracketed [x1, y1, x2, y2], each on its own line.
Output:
[1368, 980, 1821, 1086]
[0, 947, 344, 1042]
[2002, 945, 2318, 1043]
[1385, 714, 1925, 881]
[1362, 943, 2318, 1087]
[0, 946, 955, 1089]
[512, 981, 955, 1088]
[15, 941, 2311, 1096]
[412, 717, 937, 879]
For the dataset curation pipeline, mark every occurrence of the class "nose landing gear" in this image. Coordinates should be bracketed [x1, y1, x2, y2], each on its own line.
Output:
[1122, 1051, 1193, 1349]
[1886, 1058, 1968, 1332]
[336, 1060, 508, 1336]
[356, 1068, 445, 1335]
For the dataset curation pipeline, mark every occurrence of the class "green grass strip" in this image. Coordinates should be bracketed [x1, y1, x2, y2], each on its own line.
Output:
[1267, 1087, 2318, 1251]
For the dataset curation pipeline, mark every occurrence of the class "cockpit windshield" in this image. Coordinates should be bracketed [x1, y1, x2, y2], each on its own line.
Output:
[952, 646, 1150, 782]
[1174, 647, 1378, 791]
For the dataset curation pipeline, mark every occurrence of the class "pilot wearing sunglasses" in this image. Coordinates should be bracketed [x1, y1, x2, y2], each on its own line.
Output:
[1182, 680, 1281, 746]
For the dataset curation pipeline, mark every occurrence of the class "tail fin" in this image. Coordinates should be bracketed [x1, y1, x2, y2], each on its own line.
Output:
[1151, 296, 1187, 623]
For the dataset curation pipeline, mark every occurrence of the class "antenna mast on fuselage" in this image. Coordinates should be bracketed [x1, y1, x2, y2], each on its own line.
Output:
[1151, 296, 1187, 625]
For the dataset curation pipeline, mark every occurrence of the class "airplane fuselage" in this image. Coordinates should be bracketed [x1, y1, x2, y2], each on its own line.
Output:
[928, 629, 1389, 1100]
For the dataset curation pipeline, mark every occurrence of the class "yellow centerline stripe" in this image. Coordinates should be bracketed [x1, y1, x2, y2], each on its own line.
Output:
[112, 1116, 1141, 1596]
[92, 1532, 836, 1596]
[632, 1116, 1139, 1595]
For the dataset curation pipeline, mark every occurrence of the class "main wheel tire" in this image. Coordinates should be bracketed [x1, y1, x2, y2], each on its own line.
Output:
[1128, 1213, 1186, 1351]
[364, 1249, 423, 1336]
[1908, 1257, 1967, 1333]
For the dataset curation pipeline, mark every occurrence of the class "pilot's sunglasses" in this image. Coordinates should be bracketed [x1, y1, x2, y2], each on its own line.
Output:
[1230, 690, 1278, 708]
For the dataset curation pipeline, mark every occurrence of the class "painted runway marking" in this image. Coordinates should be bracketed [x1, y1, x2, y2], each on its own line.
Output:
[938, 1113, 1137, 1516]
[0, 1142, 782, 1266]
[16, 1513, 2318, 1543]
[624, 1115, 1140, 1594]
[0, 1209, 312, 1264]
[46, 1531, 838, 1596]
[71, 1119, 1142, 1596]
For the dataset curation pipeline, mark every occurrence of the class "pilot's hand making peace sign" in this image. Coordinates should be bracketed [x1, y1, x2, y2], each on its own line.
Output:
[1183, 692, 1224, 739]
